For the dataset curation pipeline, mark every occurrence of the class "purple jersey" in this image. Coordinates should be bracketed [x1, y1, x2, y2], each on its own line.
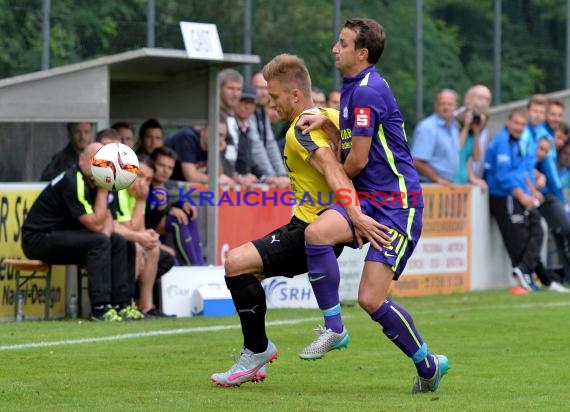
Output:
[340, 65, 423, 209]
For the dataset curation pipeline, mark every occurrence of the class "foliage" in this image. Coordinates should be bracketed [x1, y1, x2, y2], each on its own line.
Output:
[0, 0, 567, 130]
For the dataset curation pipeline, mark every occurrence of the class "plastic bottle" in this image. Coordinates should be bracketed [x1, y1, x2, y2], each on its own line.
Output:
[16, 291, 25, 322]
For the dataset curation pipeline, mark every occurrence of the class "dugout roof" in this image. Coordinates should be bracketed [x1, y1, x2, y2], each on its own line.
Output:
[0, 47, 259, 125]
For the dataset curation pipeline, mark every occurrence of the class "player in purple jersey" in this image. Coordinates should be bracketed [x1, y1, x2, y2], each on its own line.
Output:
[298, 18, 448, 394]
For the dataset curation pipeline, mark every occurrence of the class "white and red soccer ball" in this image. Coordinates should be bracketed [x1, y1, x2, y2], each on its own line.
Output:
[90, 143, 139, 191]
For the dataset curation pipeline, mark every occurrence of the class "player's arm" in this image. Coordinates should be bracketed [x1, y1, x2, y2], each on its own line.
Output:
[343, 136, 371, 178]
[78, 188, 110, 233]
[308, 147, 391, 249]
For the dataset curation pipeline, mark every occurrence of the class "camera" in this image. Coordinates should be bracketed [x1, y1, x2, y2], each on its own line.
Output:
[472, 112, 482, 125]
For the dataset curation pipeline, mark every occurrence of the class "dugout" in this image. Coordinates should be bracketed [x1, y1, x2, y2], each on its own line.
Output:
[0, 47, 260, 265]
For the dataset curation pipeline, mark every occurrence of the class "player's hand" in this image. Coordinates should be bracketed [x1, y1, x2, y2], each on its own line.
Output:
[296, 114, 328, 134]
[350, 213, 391, 250]
[169, 207, 189, 225]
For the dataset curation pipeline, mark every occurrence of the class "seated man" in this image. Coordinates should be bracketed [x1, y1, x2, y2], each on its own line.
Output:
[164, 116, 234, 186]
[136, 118, 164, 156]
[116, 154, 170, 316]
[22, 143, 135, 321]
[148, 146, 205, 266]
[40, 122, 93, 181]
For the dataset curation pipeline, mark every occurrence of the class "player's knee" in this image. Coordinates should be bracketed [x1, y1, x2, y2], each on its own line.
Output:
[304, 222, 326, 244]
[224, 249, 243, 276]
[358, 293, 379, 313]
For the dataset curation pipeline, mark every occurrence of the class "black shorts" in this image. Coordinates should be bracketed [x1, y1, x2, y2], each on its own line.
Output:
[252, 216, 343, 278]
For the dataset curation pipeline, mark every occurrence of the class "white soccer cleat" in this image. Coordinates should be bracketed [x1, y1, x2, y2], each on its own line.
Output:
[211, 342, 278, 387]
[299, 325, 349, 360]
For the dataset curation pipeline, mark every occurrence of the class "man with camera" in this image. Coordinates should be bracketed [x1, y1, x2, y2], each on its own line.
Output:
[453, 85, 492, 191]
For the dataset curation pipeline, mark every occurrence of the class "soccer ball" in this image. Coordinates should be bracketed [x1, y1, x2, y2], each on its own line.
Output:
[90, 143, 139, 191]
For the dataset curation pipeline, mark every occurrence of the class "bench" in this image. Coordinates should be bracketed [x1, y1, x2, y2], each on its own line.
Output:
[3, 258, 52, 320]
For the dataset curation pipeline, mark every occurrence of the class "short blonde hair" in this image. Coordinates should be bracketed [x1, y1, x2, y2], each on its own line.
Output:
[262, 54, 312, 98]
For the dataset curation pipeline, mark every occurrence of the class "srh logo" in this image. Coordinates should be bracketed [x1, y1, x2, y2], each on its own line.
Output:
[354, 108, 371, 128]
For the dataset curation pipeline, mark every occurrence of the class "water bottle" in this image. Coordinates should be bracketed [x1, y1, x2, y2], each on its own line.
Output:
[15, 291, 25, 322]
[69, 293, 78, 319]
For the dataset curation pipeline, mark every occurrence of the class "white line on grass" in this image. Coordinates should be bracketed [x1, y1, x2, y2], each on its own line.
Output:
[2, 299, 569, 352]
[0, 317, 325, 351]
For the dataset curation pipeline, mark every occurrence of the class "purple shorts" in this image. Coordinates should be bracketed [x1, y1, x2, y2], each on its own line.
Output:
[330, 200, 423, 278]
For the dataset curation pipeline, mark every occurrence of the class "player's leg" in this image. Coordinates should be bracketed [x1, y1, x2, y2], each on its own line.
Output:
[137, 244, 159, 313]
[300, 207, 353, 360]
[360, 209, 448, 394]
[212, 218, 310, 386]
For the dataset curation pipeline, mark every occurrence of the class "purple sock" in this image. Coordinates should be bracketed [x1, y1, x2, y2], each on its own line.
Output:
[371, 298, 436, 379]
[306, 243, 343, 333]
[165, 215, 204, 265]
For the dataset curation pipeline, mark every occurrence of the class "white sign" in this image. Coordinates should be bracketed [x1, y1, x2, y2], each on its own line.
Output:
[180, 21, 224, 60]
[405, 236, 468, 275]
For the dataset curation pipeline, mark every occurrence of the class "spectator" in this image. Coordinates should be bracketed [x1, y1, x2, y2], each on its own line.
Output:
[112, 121, 136, 148]
[250, 70, 290, 186]
[115, 154, 167, 315]
[411, 89, 460, 186]
[148, 146, 205, 266]
[95, 128, 121, 145]
[136, 118, 164, 156]
[544, 98, 565, 140]
[225, 84, 259, 187]
[453, 90, 489, 191]
[485, 109, 543, 291]
[219, 68, 243, 116]
[459, 84, 492, 178]
[533, 137, 570, 292]
[164, 116, 235, 186]
[40, 122, 93, 181]
[326, 89, 341, 111]
[311, 87, 326, 107]
[22, 142, 138, 321]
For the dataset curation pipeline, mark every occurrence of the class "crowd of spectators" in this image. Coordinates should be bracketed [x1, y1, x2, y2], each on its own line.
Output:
[410, 86, 570, 293]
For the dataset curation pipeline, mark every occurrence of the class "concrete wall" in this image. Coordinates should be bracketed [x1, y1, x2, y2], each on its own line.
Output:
[0, 123, 68, 182]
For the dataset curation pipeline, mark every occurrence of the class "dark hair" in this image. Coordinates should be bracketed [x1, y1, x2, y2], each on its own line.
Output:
[139, 118, 163, 140]
[137, 153, 155, 171]
[112, 121, 134, 132]
[150, 145, 177, 162]
[344, 18, 386, 64]
[95, 128, 120, 143]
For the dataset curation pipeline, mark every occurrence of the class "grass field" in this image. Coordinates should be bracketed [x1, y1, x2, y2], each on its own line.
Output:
[0, 289, 568, 411]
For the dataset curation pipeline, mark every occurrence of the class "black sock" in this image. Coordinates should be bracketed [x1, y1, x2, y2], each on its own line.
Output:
[225, 274, 268, 353]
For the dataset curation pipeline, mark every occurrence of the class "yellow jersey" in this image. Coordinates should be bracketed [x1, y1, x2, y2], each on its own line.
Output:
[283, 107, 339, 223]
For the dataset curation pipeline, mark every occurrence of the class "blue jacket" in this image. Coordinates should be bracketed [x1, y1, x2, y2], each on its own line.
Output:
[485, 127, 530, 196]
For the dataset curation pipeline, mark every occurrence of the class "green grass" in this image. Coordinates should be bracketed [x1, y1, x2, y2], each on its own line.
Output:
[0, 290, 568, 411]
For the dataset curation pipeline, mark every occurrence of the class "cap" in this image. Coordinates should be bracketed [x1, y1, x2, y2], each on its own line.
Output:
[240, 84, 257, 101]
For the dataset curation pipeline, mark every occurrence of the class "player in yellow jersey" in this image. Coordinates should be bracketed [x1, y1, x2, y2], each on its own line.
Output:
[211, 54, 389, 387]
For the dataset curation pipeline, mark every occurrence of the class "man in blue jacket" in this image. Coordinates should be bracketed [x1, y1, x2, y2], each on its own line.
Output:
[485, 108, 543, 291]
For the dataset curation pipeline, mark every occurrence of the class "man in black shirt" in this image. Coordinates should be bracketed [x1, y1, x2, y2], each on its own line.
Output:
[22, 142, 136, 321]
